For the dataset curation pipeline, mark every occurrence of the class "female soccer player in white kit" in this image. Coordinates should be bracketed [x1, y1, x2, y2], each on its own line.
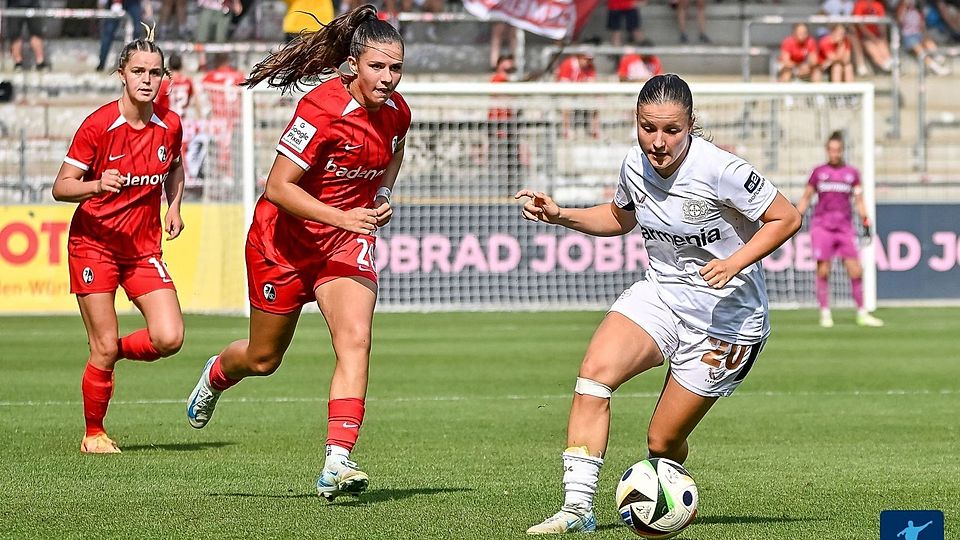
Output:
[518, 74, 802, 534]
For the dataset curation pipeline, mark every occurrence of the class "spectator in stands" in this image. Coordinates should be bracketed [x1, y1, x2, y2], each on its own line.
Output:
[821, 0, 870, 76]
[385, 0, 443, 41]
[96, 0, 147, 72]
[200, 53, 245, 192]
[898, 0, 951, 74]
[852, 0, 893, 72]
[489, 21, 518, 70]
[818, 24, 855, 81]
[283, 0, 335, 41]
[196, 0, 242, 44]
[159, 0, 188, 39]
[556, 48, 599, 138]
[778, 23, 821, 82]
[674, 0, 710, 44]
[156, 53, 195, 117]
[927, 0, 960, 42]
[607, 0, 651, 47]
[489, 55, 522, 193]
[5, 0, 49, 70]
[617, 52, 662, 82]
[229, 0, 257, 38]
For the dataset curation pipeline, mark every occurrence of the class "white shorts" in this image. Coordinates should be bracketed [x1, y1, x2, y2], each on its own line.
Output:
[608, 280, 765, 398]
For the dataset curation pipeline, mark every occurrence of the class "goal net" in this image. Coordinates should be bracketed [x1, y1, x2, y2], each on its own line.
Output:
[244, 82, 875, 312]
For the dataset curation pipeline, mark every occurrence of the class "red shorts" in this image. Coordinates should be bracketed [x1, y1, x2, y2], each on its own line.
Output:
[246, 236, 378, 314]
[68, 250, 176, 299]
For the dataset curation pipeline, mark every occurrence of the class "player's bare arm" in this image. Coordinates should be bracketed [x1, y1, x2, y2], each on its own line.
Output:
[700, 193, 801, 288]
[515, 189, 636, 237]
[373, 139, 405, 227]
[265, 153, 379, 235]
[795, 184, 816, 216]
[164, 159, 186, 240]
[52, 163, 122, 202]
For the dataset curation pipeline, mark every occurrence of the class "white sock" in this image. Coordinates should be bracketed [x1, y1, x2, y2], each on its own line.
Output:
[857, 308, 868, 317]
[325, 444, 350, 467]
[821, 308, 832, 317]
[561, 449, 603, 512]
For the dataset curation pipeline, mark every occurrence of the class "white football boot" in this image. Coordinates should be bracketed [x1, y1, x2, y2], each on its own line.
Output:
[187, 356, 222, 429]
[316, 457, 369, 501]
[526, 506, 597, 535]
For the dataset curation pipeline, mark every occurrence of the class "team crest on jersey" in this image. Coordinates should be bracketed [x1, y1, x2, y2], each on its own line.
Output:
[263, 283, 277, 303]
[681, 199, 711, 223]
[391, 136, 399, 153]
[157, 146, 167, 163]
[82, 267, 94, 284]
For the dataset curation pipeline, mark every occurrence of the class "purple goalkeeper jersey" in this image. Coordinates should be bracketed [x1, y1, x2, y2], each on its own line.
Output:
[807, 163, 860, 230]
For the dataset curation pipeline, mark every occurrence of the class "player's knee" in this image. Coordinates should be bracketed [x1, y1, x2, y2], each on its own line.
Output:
[247, 352, 282, 376]
[333, 324, 372, 354]
[151, 329, 184, 357]
[89, 336, 119, 362]
[647, 431, 685, 459]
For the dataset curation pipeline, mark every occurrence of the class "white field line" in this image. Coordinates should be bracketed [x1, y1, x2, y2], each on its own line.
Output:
[0, 388, 956, 407]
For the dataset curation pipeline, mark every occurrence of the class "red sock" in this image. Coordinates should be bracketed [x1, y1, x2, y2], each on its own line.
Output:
[326, 398, 365, 452]
[208, 356, 241, 392]
[82, 363, 114, 437]
[117, 329, 161, 361]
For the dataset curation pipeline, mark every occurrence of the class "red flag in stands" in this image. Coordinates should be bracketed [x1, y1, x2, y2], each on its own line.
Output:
[463, 0, 601, 41]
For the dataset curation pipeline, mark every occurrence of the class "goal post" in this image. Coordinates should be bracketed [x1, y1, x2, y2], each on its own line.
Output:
[242, 81, 876, 312]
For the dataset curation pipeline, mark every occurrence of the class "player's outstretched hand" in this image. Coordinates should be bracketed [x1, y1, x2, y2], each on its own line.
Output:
[373, 199, 392, 227]
[515, 189, 562, 224]
[340, 207, 380, 234]
[699, 258, 741, 289]
[98, 169, 123, 194]
[165, 208, 184, 240]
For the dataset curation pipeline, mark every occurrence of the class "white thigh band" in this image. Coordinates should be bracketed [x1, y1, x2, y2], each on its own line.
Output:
[575, 377, 613, 399]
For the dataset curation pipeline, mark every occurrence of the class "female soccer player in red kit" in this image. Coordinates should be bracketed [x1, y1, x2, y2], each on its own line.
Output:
[187, 5, 409, 500]
[52, 27, 186, 454]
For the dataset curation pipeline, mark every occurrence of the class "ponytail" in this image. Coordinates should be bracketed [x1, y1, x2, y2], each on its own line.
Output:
[117, 22, 168, 77]
[244, 4, 402, 94]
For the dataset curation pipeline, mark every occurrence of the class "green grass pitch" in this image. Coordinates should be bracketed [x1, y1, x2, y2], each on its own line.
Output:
[1, 308, 956, 539]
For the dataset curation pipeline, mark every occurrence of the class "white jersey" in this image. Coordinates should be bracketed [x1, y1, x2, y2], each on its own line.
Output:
[613, 137, 779, 343]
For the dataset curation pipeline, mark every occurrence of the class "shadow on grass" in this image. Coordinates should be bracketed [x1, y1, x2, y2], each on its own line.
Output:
[696, 514, 818, 525]
[594, 514, 816, 534]
[122, 441, 235, 452]
[209, 487, 473, 504]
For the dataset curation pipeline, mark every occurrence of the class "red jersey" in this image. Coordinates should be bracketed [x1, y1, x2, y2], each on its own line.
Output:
[250, 78, 412, 267]
[617, 54, 662, 81]
[607, 0, 636, 11]
[156, 72, 194, 117]
[556, 56, 596, 82]
[488, 71, 513, 121]
[818, 34, 850, 63]
[201, 66, 245, 119]
[780, 35, 818, 64]
[852, 0, 885, 38]
[64, 101, 183, 261]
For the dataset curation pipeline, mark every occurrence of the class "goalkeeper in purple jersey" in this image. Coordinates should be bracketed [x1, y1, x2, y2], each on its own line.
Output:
[796, 131, 883, 328]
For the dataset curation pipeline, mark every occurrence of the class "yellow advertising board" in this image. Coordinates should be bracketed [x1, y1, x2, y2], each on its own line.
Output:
[0, 203, 246, 314]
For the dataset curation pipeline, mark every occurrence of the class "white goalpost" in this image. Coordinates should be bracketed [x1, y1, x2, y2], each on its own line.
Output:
[241, 82, 876, 312]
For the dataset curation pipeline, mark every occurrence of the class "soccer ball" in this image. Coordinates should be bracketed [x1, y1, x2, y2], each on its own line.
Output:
[615, 458, 698, 538]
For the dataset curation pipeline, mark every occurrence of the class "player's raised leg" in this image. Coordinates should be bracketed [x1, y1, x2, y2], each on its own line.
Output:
[128, 288, 184, 361]
[314, 276, 377, 501]
[528, 312, 663, 534]
[77, 292, 122, 454]
[187, 307, 301, 428]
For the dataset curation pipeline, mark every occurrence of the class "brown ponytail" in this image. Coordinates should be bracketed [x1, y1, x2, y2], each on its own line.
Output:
[243, 4, 402, 94]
